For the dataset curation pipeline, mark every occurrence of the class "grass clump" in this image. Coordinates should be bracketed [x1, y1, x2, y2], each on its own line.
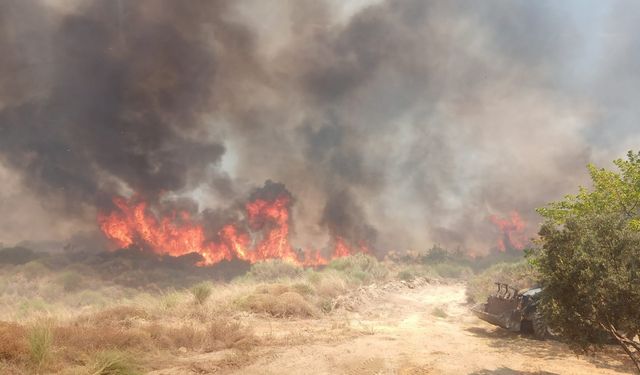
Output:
[28, 321, 53, 370]
[190, 282, 213, 305]
[245, 260, 302, 281]
[90, 350, 140, 375]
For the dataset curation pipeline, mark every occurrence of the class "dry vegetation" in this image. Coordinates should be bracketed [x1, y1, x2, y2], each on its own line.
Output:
[0, 247, 526, 374]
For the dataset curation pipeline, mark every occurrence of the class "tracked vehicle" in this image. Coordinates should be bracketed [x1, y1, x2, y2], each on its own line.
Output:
[471, 283, 552, 339]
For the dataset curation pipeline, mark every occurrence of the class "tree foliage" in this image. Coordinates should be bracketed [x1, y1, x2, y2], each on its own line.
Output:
[535, 151, 640, 371]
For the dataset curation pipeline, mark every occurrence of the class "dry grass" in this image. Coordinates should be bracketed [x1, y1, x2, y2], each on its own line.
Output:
[315, 275, 347, 299]
[0, 321, 28, 362]
[78, 306, 150, 328]
[190, 282, 213, 305]
[240, 290, 319, 318]
[0, 254, 407, 373]
[90, 350, 140, 375]
[146, 323, 201, 350]
[55, 325, 151, 354]
[204, 319, 258, 352]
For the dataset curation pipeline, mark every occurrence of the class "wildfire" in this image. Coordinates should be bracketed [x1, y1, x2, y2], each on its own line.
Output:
[98, 193, 367, 266]
[489, 211, 527, 251]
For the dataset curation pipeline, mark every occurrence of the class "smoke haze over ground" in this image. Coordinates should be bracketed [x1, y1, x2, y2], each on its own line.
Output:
[0, 0, 638, 255]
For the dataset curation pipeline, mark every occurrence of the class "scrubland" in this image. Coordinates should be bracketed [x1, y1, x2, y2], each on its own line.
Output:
[0, 246, 539, 374]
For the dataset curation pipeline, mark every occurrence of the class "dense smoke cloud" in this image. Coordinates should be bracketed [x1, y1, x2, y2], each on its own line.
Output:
[0, 0, 635, 253]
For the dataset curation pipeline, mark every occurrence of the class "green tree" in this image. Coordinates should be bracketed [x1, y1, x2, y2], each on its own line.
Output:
[535, 151, 640, 371]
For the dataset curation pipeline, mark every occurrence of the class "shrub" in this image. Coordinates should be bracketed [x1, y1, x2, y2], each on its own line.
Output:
[58, 271, 83, 292]
[423, 245, 449, 264]
[246, 260, 302, 281]
[397, 270, 415, 281]
[535, 151, 640, 369]
[327, 254, 388, 284]
[90, 350, 140, 375]
[28, 321, 53, 370]
[314, 275, 346, 299]
[432, 262, 472, 279]
[190, 282, 213, 305]
[291, 282, 315, 296]
[21, 261, 48, 280]
[0, 247, 40, 265]
[395, 265, 436, 281]
[466, 260, 537, 303]
[431, 307, 448, 318]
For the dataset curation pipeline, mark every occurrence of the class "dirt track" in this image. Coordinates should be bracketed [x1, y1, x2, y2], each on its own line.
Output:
[151, 284, 634, 374]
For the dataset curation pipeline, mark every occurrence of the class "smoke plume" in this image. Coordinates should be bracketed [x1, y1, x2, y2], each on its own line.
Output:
[0, 0, 636, 255]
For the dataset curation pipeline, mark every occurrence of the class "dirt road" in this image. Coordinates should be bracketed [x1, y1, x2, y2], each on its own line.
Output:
[151, 283, 634, 374]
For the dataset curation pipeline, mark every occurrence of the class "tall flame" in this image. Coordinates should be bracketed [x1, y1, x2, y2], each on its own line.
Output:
[98, 194, 367, 266]
[489, 211, 527, 251]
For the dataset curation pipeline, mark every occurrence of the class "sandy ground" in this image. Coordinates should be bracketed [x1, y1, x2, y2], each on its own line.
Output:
[150, 283, 634, 375]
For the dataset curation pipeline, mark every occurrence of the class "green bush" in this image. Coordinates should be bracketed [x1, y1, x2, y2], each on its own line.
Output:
[534, 152, 640, 368]
[245, 260, 302, 281]
[466, 260, 537, 303]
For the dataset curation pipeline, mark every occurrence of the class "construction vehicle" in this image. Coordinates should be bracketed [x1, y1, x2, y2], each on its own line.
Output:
[471, 283, 552, 339]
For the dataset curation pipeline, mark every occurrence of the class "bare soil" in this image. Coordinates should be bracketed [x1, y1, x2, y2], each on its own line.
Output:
[149, 283, 634, 375]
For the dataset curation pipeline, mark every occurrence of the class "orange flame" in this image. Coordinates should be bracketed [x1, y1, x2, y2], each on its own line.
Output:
[489, 211, 527, 251]
[98, 194, 368, 267]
